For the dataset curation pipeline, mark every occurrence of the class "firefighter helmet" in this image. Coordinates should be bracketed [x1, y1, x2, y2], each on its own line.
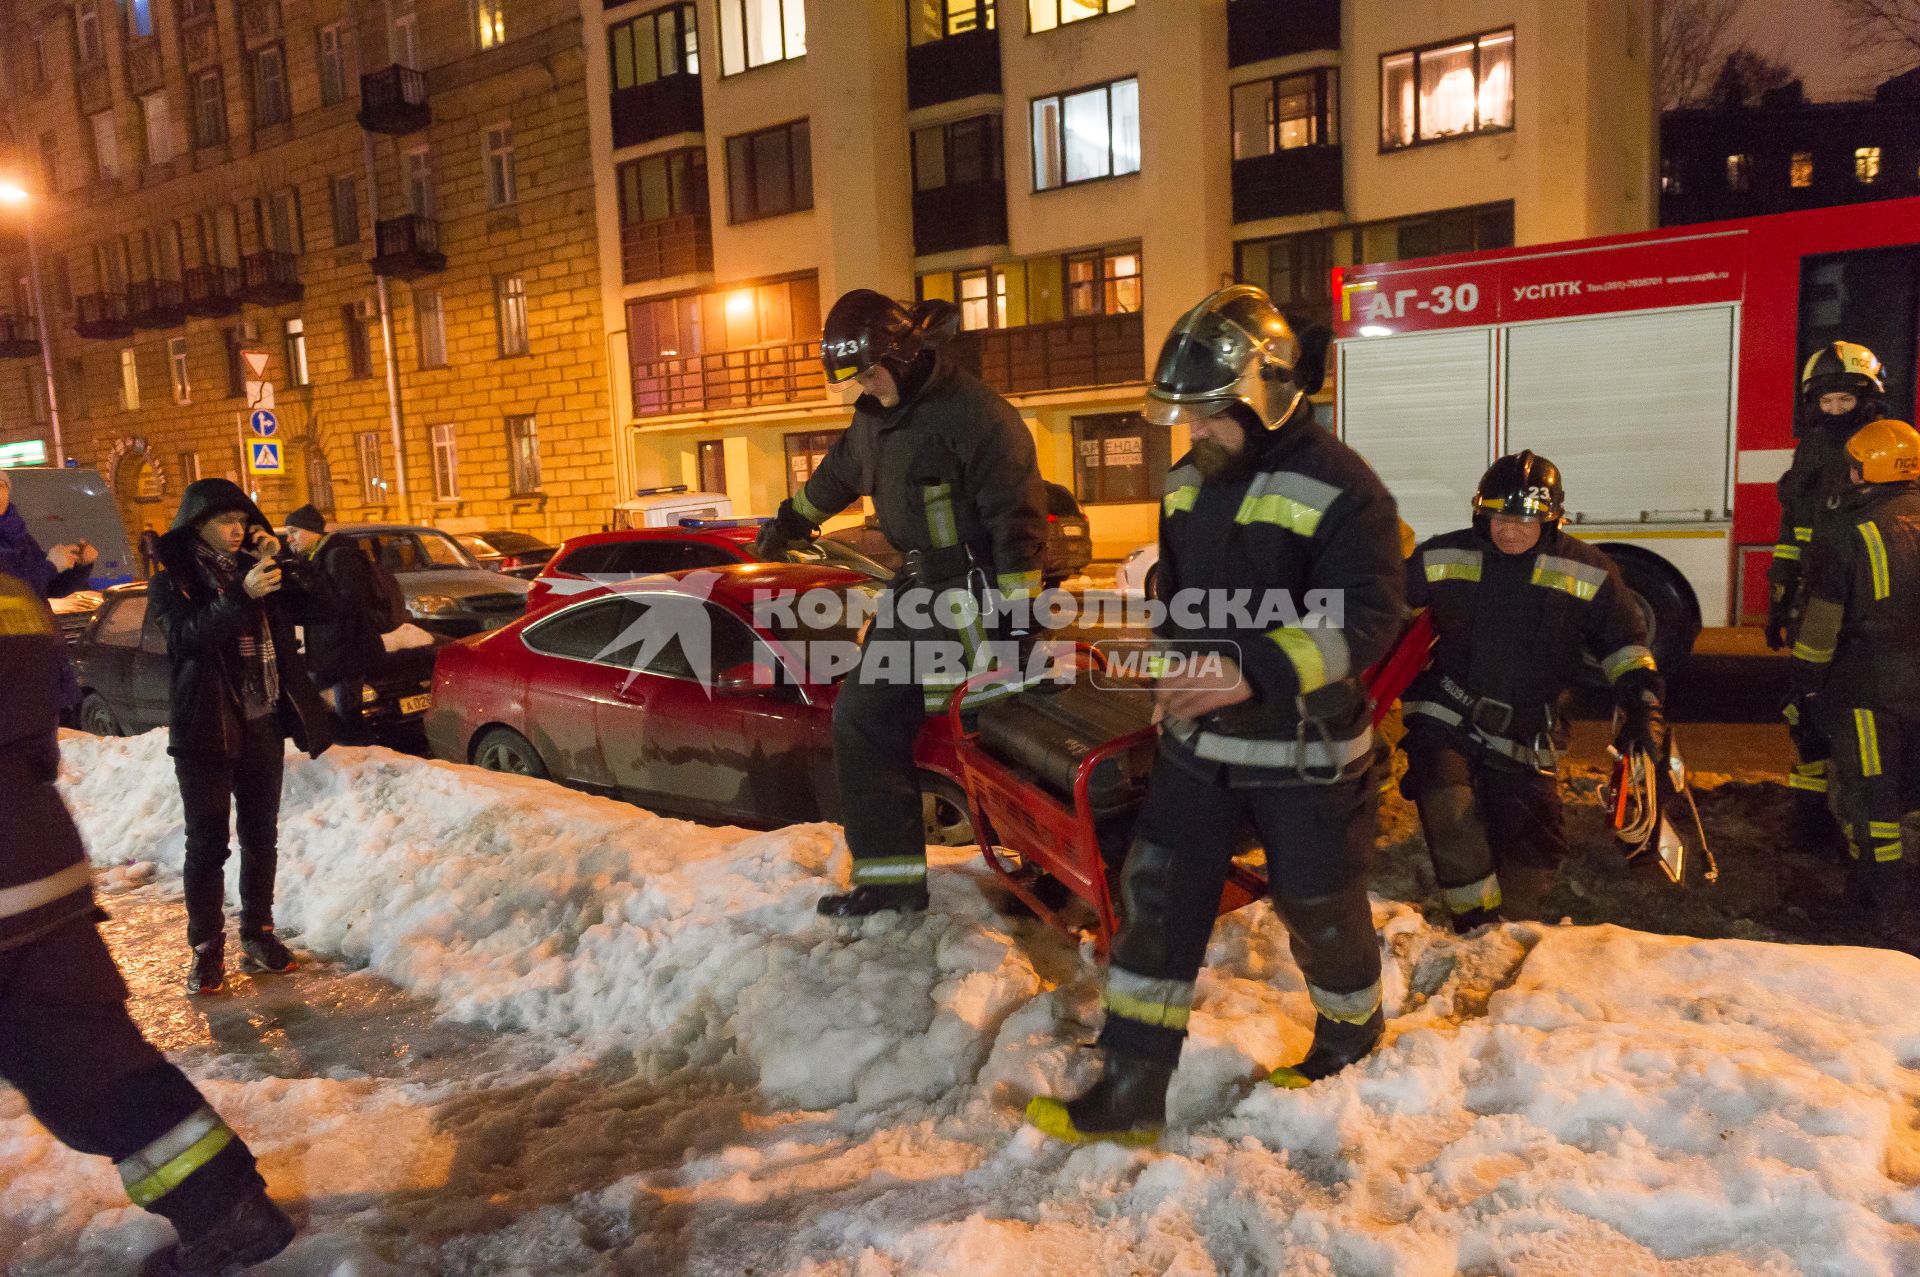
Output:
[1143, 285, 1303, 431]
[1473, 451, 1566, 529]
[1800, 341, 1887, 401]
[821, 289, 923, 387]
[1846, 418, 1920, 484]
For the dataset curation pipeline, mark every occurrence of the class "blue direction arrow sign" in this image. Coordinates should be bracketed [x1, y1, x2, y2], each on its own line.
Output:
[249, 408, 278, 436]
[247, 440, 284, 476]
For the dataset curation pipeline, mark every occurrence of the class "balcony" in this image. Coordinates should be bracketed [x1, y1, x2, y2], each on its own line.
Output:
[631, 342, 824, 417]
[127, 279, 187, 328]
[906, 27, 1001, 111]
[74, 292, 134, 340]
[610, 73, 703, 150]
[372, 215, 445, 279]
[357, 65, 430, 136]
[1232, 146, 1344, 223]
[621, 214, 712, 285]
[912, 180, 1008, 256]
[1228, 0, 1338, 67]
[961, 313, 1145, 396]
[240, 251, 303, 304]
[0, 314, 41, 359]
[182, 264, 243, 317]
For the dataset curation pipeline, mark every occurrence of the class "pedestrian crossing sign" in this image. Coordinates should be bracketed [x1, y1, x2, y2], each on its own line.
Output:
[247, 440, 284, 475]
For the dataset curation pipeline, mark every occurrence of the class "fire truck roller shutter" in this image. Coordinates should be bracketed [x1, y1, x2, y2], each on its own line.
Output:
[1337, 329, 1495, 540]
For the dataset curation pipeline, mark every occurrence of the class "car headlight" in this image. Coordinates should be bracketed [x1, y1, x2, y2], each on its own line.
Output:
[411, 594, 459, 616]
[1124, 547, 1144, 563]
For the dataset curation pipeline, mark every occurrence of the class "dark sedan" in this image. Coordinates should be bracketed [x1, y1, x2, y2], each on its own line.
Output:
[454, 529, 558, 580]
[71, 582, 436, 740]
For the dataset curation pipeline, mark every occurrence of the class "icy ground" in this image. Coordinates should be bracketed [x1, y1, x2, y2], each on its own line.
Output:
[6, 732, 1920, 1276]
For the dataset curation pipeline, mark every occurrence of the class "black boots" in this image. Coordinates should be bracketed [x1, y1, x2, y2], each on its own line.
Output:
[187, 940, 224, 996]
[817, 883, 931, 918]
[1026, 1049, 1174, 1146]
[141, 1187, 295, 1276]
[239, 928, 296, 974]
[1450, 905, 1501, 934]
[1268, 1009, 1385, 1088]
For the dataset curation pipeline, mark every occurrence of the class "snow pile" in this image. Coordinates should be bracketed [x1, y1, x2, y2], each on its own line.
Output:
[6, 731, 1920, 1276]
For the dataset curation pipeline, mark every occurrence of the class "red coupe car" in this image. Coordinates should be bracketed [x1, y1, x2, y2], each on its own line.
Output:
[425, 562, 974, 843]
[525, 521, 890, 613]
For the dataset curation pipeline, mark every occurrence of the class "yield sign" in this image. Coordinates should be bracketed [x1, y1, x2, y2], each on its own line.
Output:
[241, 348, 270, 380]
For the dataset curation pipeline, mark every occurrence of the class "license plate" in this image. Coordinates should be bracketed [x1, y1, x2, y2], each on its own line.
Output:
[399, 693, 433, 715]
[1061, 526, 1086, 536]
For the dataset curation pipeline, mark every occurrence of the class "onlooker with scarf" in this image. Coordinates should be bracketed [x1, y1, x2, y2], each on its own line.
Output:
[0, 467, 97, 710]
[150, 480, 331, 995]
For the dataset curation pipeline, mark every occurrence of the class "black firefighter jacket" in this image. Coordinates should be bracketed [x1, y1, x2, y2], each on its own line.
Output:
[1770, 415, 1877, 615]
[1152, 410, 1405, 785]
[0, 571, 94, 952]
[1404, 526, 1661, 765]
[1790, 481, 1920, 714]
[301, 534, 386, 686]
[148, 483, 332, 761]
[791, 350, 1046, 595]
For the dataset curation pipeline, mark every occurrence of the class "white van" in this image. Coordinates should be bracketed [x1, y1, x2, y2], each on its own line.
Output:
[611, 486, 734, 530]
[4, 467, 136, 586]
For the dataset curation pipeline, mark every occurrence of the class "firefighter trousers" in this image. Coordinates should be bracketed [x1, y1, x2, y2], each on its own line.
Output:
[1095, 749, 1381, 1066]
[1401, 724, 1566, 921]
[1825, 705, 1920, 904]
[0, 918, 265, 1236]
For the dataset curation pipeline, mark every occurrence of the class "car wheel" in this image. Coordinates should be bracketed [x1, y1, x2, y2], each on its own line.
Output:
[472, 726, 549, 779]
[1581, 545, 1701, 687]
[1142, 564, 1159, 600]
[921, 776, 976, 848]
[79, 692, 122, 738]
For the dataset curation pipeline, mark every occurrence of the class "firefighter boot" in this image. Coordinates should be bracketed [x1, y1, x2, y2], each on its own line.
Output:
[1025, 1048, 1173, 1146]
[1268, 1009, 1385, 1088]
[141, 1186, 296, 1276]
[1790, 789, 1849, 864]
[817, 883, 931, 918]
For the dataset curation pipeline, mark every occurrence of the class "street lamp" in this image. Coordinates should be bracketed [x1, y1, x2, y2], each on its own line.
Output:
[0, 180, 66, 468]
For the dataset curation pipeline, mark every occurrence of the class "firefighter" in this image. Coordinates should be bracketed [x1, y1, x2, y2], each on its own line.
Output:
[753, 289, 1047, 918]
[1026, 286, 1405, 1145]
[1788, 418, 1920, 948]
[0, 570, 295, 1275]
[1769, 342, 1890, 854]
[1400, 453, 1668, 930]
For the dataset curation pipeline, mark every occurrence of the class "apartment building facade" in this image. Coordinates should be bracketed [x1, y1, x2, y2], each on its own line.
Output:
[0, 0, 613, 549]
[588, 0, 1657, 556]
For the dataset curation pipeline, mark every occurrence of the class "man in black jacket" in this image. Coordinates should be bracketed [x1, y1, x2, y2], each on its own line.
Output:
[754, 290, 1047, 919]
[1402, 453, 1667, 930]
[0, 569, 295, 1276]
[283, 504, 384, 745]
[1028, 287, 1405, 1145]
[151, 480, 331, 994]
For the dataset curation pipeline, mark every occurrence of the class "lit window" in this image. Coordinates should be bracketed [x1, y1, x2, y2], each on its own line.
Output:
[416, 290, 447, 368]
[168, 337, 190, 403]
[1032, 77, 1140, 191]
[910, 0, 995, 45]
[473, 0, 505, 49]
[1382, 28, 1513, 150]
[609, 4, 698, 88]
[1855, 147, 1881, 184]
[1065, 246, 1142, 318]
[485, 125, 517, 207]
[120, 348, 140, 410]
[1028, 0, 1132, 33]
[283, 318, 309, 386]
[407, 146, 435, 218]
[1725, 153, 1750, 192]
[718, 0, 805, 76]
[1232, 69, 1338, 160]
[357, 432, 385, 504]
[126, 0, 154, 39]
[1790, 151, 1813, 188]
[495, 274, 528, 356]
[430, 423, 460, 500]
[142, 93, 174, 165]
[506, 415, 541, 495]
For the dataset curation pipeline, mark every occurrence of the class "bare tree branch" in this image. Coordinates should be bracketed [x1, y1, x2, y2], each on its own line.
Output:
[1831, 0, 1920, 74]
[1658, 0, 1747, 108]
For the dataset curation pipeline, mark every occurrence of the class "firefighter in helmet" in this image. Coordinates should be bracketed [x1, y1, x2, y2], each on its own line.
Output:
[753, 289, 1047, 919]
[1026, 286, 1405, 1145]
[1401, 453, 1668, 929]
[1770, 342, 1889, 854]
[1788, 418, 1920, 949]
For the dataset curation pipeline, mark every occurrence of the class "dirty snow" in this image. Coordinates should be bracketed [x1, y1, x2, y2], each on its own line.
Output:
[5, 729, 1920, 1275]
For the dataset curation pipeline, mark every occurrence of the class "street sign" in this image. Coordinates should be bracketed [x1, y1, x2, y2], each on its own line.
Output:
[241, 349, 270, 380]
[245, 380, 275, 411]
[249, 408, 278, 436]
[247, 440, 283, 475]
[0, 440, 48, 468]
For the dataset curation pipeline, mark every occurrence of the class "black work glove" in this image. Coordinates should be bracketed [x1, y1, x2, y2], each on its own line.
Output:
[750, 501, 816, 561]
[1764, 597, 1792, 652]
[1614, 686, 1668, 761]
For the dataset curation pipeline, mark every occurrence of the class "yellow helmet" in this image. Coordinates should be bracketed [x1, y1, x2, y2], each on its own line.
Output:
[1847, 419, 1920, 484]
[1800, 341, 1886, 400]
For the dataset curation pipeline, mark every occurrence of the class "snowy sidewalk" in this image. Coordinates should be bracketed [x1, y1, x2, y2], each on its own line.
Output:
[4, 732, 1920, 1276]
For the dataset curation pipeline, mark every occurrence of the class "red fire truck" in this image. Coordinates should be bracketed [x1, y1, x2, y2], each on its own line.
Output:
[1330, 196, 1920, 670]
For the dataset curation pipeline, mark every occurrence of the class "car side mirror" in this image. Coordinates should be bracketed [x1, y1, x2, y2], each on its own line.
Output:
[712, 660, 765, 697]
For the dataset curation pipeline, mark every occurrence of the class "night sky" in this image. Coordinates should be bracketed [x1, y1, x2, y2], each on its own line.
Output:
[1733, 0, 1918, 99]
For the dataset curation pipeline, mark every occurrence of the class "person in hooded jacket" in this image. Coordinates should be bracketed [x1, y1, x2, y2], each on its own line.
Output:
[282, 504, 385, 745]
[0, 466, 96, 710]
[1768, 342, 1890, 856]
[150, 479, 331, 994]
[0, 568, 296, 1276]
[1401, 453, 1667, 930]
[752, 290, 1047, 920]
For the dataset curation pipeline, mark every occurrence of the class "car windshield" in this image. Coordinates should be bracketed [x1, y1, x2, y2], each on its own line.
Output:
[419, 532, 481, 569]
[785, 539, 891, 581]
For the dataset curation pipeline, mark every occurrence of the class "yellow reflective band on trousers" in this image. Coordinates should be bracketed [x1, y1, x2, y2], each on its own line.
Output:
[118, 1107, 234, 1207]
[1440, 873, 1502, 915]
[1869, 820, 1903, 863]
[1788, 761, 1829, 793]
[1102, 969, 1195, 1031]
[850, 857, 928, 885]
[1309, 981, 1382, 1026]
[1859, 522, 1892, 600]
[1855, 709, 1883, 777]
[1794, 525, 1814, 543]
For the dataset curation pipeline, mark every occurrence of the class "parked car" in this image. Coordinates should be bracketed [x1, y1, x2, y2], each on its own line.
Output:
[425, 562, 974, 842]
[1115, 542, 1159, 599]
[454, 529, 557, 579]
[610, 486, 733, 529]
[70, 582, 436, 739]
[329, 523, 530, 638]
[820, 481, 1092, 587]
[526, 520, 890, 612]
